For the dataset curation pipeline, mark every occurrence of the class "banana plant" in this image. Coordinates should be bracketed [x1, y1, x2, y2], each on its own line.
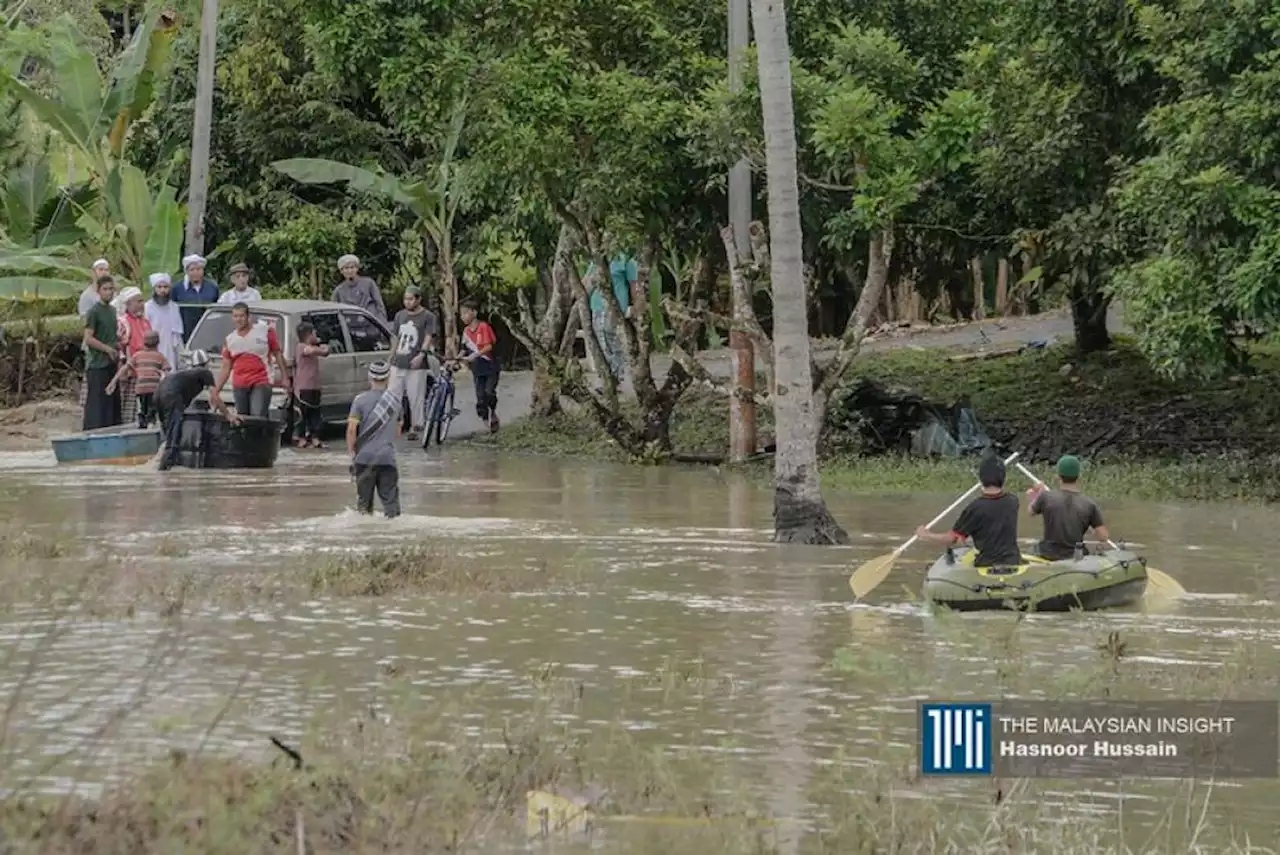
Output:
[273, 98, 469, 353]
[0, 155, 92, 299]
[4, 9, 182, 284]
[5, 9, 177, 176]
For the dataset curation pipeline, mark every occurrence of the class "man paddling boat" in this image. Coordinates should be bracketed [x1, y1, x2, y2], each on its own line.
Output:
[914, 455, 1022, 567]
[1026, 455, 1112, 560]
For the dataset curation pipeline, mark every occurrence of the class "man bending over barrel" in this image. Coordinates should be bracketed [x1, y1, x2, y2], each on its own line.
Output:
[154, 350, 230, 471]
[915, 455, 1023, 567]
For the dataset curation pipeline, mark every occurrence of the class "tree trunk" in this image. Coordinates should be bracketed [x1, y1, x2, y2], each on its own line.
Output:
[1070, 281, 1111, 353]
[437, 235, 459, 357]
[528, 225, 578, 417]
[995, 258, 1009, 316]
[750, 0, 848, 546]
[969, 256, 985, 320]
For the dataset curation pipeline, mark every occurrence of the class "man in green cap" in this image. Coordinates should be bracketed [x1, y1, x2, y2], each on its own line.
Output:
[389, 285, 439, 441]
[1026, 455, 1112, 560]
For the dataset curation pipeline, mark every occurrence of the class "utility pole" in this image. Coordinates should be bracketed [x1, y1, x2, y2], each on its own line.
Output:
[184, 0, 219, 257]
[728, 0, 757, 463]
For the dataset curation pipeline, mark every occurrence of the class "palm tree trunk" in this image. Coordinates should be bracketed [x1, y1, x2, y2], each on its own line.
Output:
[750, 0, 849, 545]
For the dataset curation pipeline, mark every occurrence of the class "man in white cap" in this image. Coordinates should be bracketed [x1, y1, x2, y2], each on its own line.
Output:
[347, 359, 401, 518]
[79, 259, 111, 318]
[332, 254, 387, 318]
[218, 262, 262, 304]
[145, 272, 184, 370]
[173, 253, 219, 343]
[77, 259, 111, 409]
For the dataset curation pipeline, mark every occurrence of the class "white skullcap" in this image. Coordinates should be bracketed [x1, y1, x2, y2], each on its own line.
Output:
[182, 254, 206, 270]
[149, 272, 171, 286]
[92, 258, 109, 270]
[337, 254, 360, 270]
[111, 286, 142, 310]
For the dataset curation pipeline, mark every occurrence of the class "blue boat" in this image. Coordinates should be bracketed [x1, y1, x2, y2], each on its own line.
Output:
[50, 425, 163, 466]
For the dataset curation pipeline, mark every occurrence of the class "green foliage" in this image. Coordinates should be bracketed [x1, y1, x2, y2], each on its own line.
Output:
[1109, 0, 1280, 379]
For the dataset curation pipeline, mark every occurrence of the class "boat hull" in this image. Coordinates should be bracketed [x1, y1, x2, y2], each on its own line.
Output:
[51, 426, 162, 466]
[923, 546, 1148, 613]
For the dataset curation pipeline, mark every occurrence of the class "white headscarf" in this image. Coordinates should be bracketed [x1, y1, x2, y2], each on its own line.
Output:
[92, 258, 109, 272]
[337, 254, 360, 270]
[182, 254, 206, 271]
[149, 272, 171, 287]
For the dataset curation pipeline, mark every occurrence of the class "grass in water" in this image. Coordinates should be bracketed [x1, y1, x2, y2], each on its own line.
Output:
[0, 619, 1274, 853]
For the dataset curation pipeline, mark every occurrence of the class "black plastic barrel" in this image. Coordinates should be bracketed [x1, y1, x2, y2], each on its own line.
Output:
[173, 411, 283, 469]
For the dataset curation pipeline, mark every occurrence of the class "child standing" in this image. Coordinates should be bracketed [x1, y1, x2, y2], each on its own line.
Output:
[459, 297, 500, 433]
[107, 329, 169, 428]
[347, 360, 401, 519]
[293, 322, 329, 448]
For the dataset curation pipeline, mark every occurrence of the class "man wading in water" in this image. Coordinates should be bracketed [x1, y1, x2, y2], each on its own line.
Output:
[347, 360, 401, 518]
[915, 455, 1023, 567]
[1026, 455, 1112, 559]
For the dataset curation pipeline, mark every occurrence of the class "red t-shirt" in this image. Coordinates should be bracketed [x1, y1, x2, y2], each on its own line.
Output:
[463, 321, 496, 357]
[221, 324, 280, 388]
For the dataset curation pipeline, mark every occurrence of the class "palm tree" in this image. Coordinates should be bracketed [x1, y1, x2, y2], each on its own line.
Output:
[750, 0, 849, 544]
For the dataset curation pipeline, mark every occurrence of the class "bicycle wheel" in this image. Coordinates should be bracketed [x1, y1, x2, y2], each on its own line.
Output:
[435, 385, 455, 444]
[422, 384, 443, 449]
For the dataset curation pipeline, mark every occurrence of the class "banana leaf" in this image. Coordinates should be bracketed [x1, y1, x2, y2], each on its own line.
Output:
[272, 158, 439, 216]
[0, 275, 83, 299]
[140, 183, 182, 277]
[104, 8, 179, 158]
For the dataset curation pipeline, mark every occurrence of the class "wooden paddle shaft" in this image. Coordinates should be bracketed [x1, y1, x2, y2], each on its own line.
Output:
[899, 451, 1021, 556]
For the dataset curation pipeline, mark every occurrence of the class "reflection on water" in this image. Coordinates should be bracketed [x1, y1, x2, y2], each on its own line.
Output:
[1, 446, 1279, 842]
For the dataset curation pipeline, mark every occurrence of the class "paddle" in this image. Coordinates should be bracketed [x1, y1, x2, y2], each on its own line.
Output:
[849, 451, 1021, 600]
[1011, 460, 1186, 599]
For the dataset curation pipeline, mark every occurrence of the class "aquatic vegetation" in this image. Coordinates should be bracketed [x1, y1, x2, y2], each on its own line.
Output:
[306, 544, 564, 598]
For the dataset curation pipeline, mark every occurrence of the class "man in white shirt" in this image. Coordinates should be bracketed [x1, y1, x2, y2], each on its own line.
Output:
[144, 272, 184, 369]
[217, 262, 262, 304]
[78, 259, 110, 317]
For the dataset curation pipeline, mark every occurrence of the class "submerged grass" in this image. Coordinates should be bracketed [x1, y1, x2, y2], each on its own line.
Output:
[478, 341, 1280, 503]
[0, 538, 570, 618]
[1, 615, 1276, 853]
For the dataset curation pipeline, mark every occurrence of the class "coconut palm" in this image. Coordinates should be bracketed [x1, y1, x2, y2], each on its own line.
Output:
[750, 0, 849, 544]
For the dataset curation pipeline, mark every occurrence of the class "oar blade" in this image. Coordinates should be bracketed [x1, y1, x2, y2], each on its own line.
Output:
[849, 552, 898, 600]
[1143, 566, 1186, 599]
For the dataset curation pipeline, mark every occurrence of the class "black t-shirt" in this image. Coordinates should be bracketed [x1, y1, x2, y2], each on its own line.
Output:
[1031, 490, 1104, 560]
[951, 492, 1022, 567]
[155, 368, 215, 408]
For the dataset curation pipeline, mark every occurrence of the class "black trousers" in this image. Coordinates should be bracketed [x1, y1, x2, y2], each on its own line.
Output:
[354, 463, 400, 518]
[472, 370, 499, 420]
[297, 389, 323, 439]
[82, 366, 121, 431]
[137, 393, 156, 428]
[156, 394, 186, 469]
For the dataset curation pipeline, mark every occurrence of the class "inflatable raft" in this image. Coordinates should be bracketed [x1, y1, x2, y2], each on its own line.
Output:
[923, 545, 1147, 612]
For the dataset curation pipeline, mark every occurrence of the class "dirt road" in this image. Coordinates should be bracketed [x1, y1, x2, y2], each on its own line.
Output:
[1, 305, 1121, 447]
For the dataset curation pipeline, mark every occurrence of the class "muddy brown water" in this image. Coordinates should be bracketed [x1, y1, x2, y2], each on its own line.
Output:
[0, 446, 1278, 846]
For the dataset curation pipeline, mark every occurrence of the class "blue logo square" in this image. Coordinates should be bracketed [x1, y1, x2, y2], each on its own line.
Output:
[920, 702, 993, 775]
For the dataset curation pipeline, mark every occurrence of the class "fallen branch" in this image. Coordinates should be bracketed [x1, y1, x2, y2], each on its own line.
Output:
[669, 344, 771, 407]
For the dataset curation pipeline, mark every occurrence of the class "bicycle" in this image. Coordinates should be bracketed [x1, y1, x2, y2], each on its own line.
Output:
[421, 358, 462, 448]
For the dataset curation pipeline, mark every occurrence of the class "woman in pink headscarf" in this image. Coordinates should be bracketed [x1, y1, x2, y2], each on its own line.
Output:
[108, 286, 152, 426]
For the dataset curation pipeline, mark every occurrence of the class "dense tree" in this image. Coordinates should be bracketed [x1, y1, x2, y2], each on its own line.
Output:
[1111, 0, 1280, 379]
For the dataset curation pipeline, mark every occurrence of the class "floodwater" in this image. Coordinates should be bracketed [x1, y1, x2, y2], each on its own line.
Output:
[1, 445, 1279, 848]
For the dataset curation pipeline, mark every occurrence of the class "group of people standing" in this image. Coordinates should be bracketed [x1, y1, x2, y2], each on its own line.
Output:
[77, 253, 504, 470]
[77, 254, 255, 431]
